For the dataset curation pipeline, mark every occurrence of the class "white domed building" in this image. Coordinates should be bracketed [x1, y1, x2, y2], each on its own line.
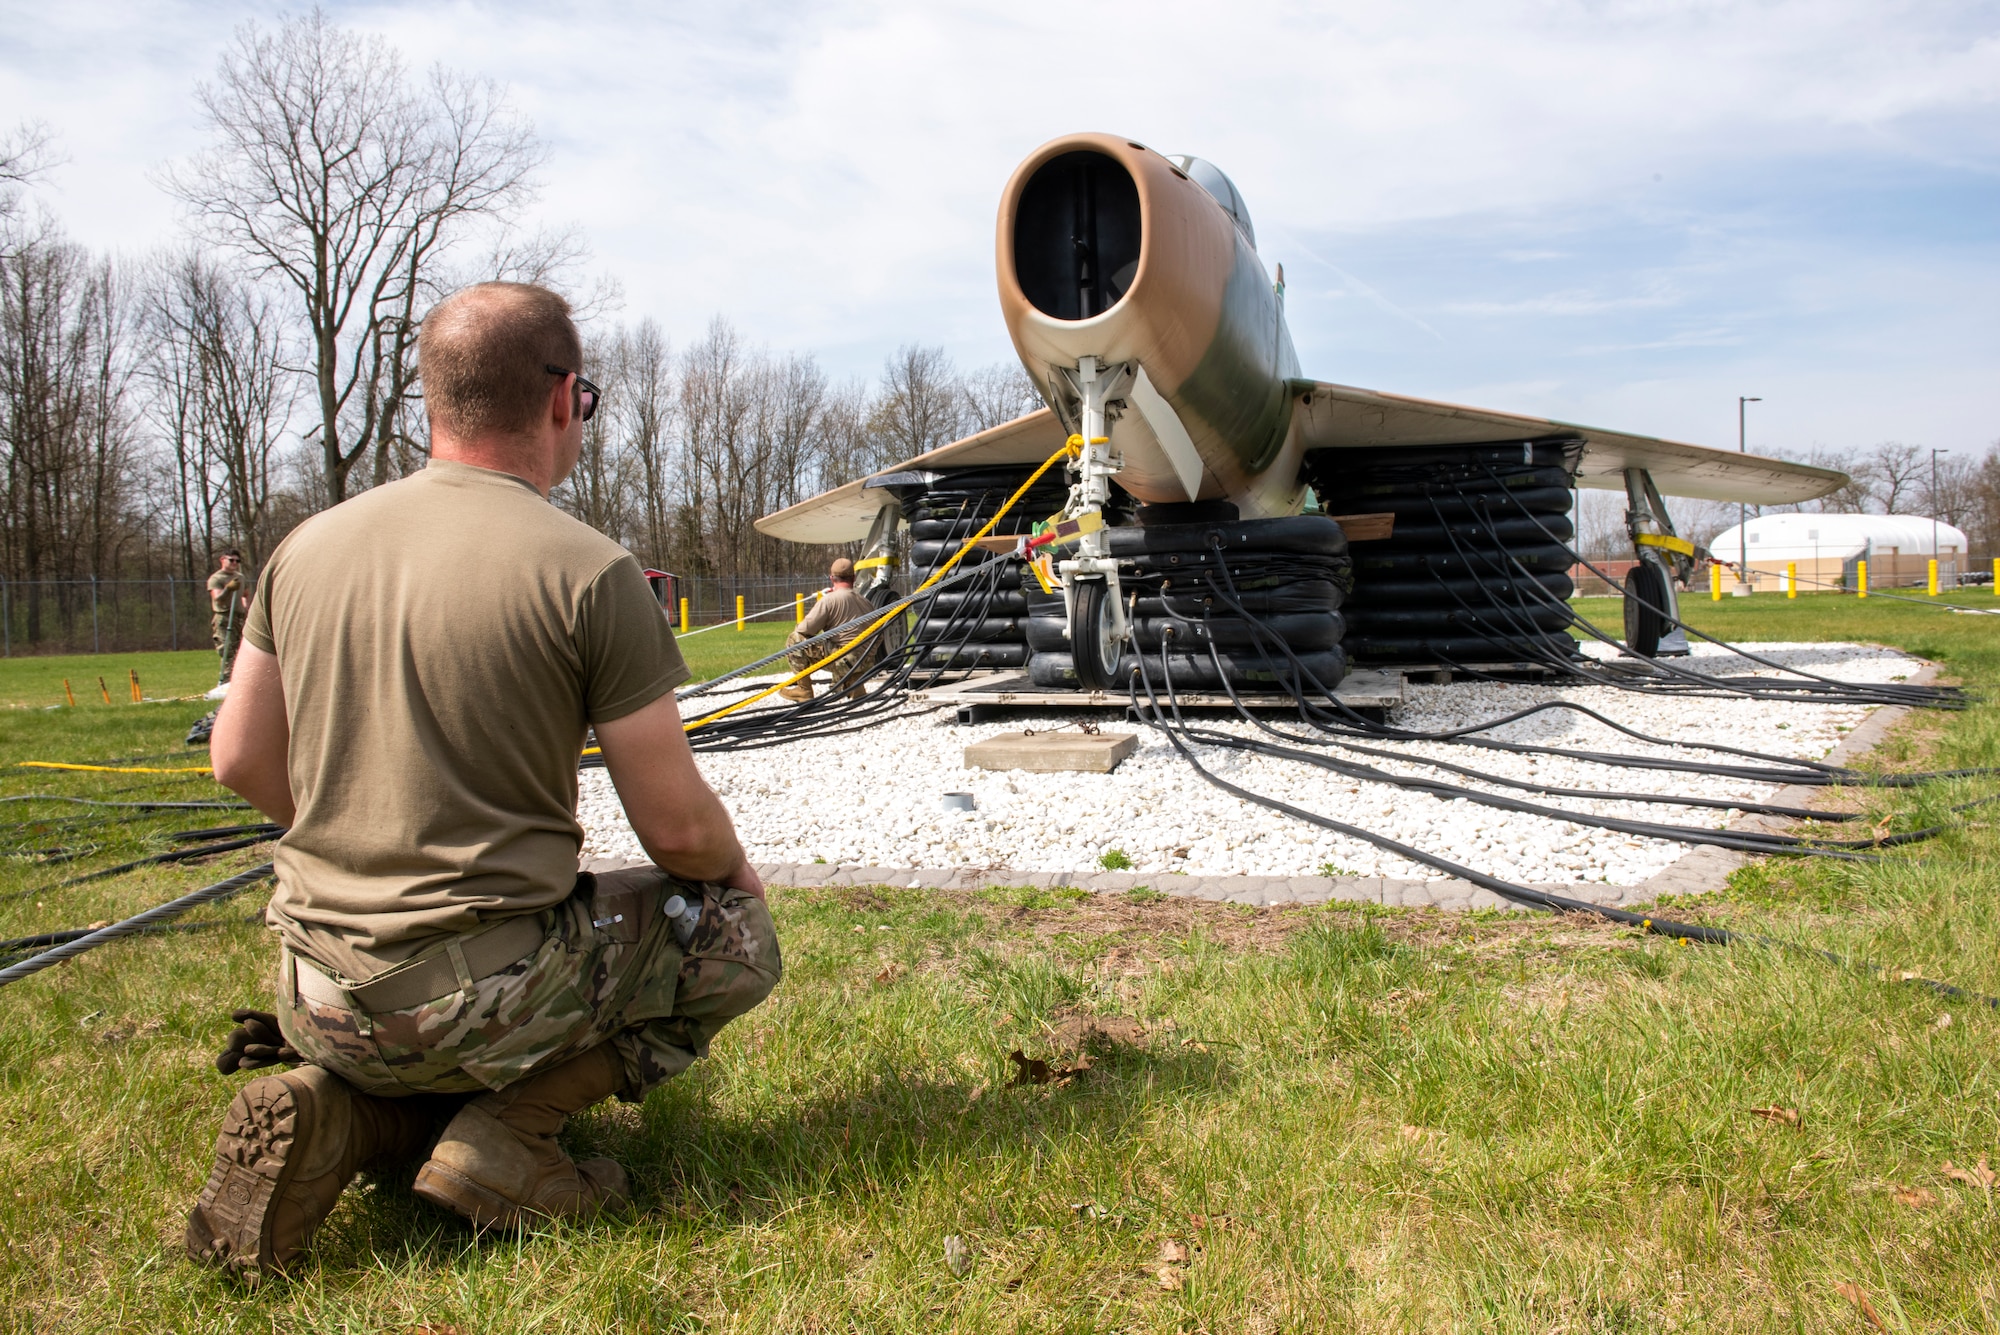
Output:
[1707, 513, 1969, 592]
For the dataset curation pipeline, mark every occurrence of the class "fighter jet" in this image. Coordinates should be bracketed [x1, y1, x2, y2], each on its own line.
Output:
[756, 132, 1846, 679]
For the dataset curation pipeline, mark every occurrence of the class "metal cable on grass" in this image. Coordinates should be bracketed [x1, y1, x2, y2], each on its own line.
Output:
[0, 863, 274, 990]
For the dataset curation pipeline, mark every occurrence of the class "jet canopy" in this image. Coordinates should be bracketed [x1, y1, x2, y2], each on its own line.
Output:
[1169, 156, 1255, 249]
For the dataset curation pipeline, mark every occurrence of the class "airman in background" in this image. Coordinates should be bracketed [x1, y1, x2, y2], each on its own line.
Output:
[208, 549, 249, 683]
[780, 557, 881, 702]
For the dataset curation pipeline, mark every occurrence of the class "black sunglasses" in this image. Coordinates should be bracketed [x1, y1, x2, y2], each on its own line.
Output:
[545, 364, 602, 423]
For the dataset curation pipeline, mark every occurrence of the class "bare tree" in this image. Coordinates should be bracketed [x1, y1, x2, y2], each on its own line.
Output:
[145, 252, 296, 569]
[0, 221, 140, 638]
[960, 361, 1042, 433]
[867, 344, 965, 471]
[165, 10, 542, 506]
[1855, 441, 1926, 513]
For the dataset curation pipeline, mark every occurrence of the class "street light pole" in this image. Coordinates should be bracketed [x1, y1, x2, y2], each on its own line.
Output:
[1738, 396, 1761, 592]
[1932, 447, 1950, 580]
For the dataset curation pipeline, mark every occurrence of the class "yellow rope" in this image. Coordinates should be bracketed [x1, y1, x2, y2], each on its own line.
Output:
[17, 761, 214, 774]
[683, 437, 1080, 734]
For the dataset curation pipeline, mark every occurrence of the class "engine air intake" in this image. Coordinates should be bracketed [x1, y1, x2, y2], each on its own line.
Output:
[1012, 150, 1142, 322]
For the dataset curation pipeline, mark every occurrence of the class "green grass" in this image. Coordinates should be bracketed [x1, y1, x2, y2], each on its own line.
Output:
[3, 597, 2000, 1330]
[0, 623, 794, 714]
[0, 649, 226, 709]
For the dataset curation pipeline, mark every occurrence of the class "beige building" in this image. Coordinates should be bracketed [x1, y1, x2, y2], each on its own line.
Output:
[1708, 513, 1969, 592]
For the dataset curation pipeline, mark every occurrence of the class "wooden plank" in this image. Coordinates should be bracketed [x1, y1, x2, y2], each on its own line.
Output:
[1329, 512, 1396, 542]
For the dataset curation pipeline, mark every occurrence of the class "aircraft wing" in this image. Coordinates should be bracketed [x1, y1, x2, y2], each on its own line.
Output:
[1293, 381, 1846, 506]
[754, 409, 1069, 544]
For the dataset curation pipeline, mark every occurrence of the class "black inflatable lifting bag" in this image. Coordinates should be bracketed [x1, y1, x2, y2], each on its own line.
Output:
[1344, 634, 1582, 664]
[1349, 543, 1573, 579]
[1028, 647, 1349, 692]
[1104, 514, 1348, 559]
[1025, 610, 1345, 655]
[1374, 514, 1573, 551]
[910, 616, 1027, 643]
[922, 642, 1031, 670]
[1343, 602, 1571, 634]
[1344, 570, 1573, 608]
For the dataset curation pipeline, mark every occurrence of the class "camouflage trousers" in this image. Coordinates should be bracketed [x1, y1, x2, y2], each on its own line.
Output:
[275, 867, 781, 1102]
[785, 627, 881, 689]
[211, 615, 242, 682]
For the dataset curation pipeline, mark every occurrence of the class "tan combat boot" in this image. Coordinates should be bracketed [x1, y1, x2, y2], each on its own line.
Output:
[779, 681, 815, 703]
[185, 1065, 436, 1283]
[412, 1044, 630, 1229]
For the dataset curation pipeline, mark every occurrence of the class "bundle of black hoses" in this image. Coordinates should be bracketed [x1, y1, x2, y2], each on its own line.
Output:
[1122, 639, 1998, 1008]
[1426, 471, 1968, 710]
[899, 466, 1075, 672]
[672, 555, 1023, 754]
[1025, 507, 1354, 690]
[1309, 441, 1581, 666]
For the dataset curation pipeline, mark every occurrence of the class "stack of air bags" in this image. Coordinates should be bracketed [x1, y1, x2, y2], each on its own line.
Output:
[1024, 513, 1352, 690]
[904, 467, 1068, 670]
[1317, 444, 1579, 665]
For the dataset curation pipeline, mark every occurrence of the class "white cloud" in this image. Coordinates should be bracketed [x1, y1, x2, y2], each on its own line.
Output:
[0, 0, 1993, 448]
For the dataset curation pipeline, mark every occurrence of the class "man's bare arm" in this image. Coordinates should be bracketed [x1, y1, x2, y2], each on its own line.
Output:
[594, 691, 764, 898]
[211, 644, 295, 826]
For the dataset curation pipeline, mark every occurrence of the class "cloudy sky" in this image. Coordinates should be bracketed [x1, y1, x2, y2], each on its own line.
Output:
[4, 0, 1996, 460]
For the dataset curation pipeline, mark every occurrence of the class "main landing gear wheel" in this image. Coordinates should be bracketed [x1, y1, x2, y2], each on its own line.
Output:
[1623, 560, 1671, 658]
[1070, 578, 1124, 690]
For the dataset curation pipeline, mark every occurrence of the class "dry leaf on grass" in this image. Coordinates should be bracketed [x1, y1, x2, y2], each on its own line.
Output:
[1751, 1105, 1802, 1127]
[1943, 1156, 1997, 1188]
[873, 963, 904, 985]
[1934, 1012, 1952, 1030]
[1158, 1239, 1190, 1265]
[1157, 1267, 1184, 1291]
[1007, 1049, 1088, 1086]
[944, 1234, 971, 1277]
[1833, 1282, 1888, 1331]
[413, 1326, 470, 1335]
[1893, 1186, 1937, 1208]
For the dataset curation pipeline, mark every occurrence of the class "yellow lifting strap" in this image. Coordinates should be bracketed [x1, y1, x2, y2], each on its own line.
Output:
[1635, 533, 1696, 558]
[853, 556, 894, 570]
[683, 437, 1079, 734]
[17, 761, 214, 774]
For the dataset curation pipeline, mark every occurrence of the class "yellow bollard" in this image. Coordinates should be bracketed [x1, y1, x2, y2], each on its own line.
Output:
[795, 593, 805, 623]
[129, 668, 141, 702]
[1857, 560, 1868, 599]
[1993, 557, 1998, 596]
[735, 595, 746, 631]
[62, 678, 76, 708]
[1710, 563, 1722, 601]
[96, 676, 112, 705]
[1928, 558, 1939, 596]
[1786, 562, 1796, 599]
[679, 596, 690, 634]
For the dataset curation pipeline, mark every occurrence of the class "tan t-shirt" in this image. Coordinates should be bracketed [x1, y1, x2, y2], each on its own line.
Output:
[243, 460, 689, 978]
[798, 586, 876, 642]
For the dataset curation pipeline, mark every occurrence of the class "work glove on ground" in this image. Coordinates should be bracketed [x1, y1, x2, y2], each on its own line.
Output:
[215, 1008, 301, 1074]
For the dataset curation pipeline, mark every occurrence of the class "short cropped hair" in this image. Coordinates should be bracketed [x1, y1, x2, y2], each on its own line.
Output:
[419, 282, 583, 439]
[829, 557, 856, 583]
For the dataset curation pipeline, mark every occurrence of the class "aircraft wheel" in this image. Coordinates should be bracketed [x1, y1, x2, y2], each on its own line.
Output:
[1624, 560, 1670, 658]
[1070, 579, 1124, 690]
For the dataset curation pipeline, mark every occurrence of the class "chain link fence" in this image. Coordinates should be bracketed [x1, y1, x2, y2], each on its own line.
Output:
[0, 572, 851, 656]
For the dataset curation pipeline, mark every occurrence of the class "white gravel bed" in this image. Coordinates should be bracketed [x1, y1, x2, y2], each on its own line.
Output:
[579, 641, 1924, 886]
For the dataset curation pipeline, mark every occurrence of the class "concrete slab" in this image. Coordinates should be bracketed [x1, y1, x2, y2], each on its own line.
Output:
[964, 729, 1139, 774]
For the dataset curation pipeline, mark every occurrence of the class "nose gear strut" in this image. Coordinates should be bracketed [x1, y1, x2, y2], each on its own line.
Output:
[1056, 355, 1136, 690]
